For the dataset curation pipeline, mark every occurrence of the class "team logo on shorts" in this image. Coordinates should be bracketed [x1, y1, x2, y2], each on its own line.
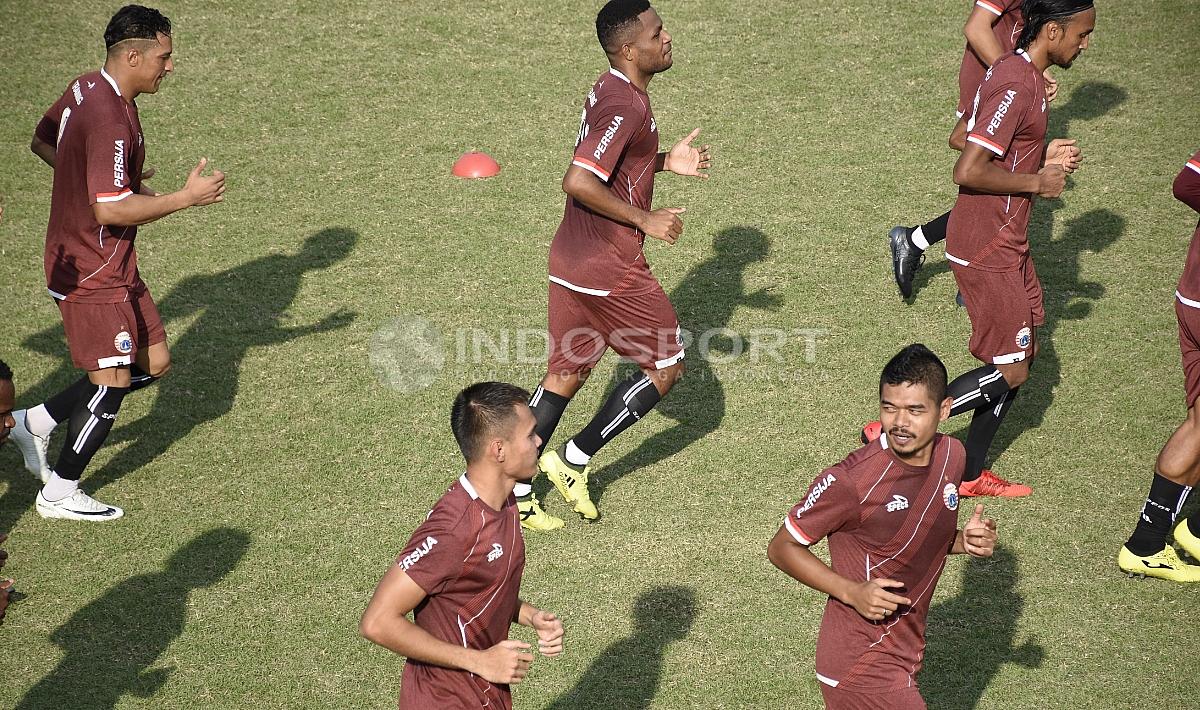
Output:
[943, 483, 959, 511]
[1015, 327, 1032, 349]
[114, 331, 133, 354]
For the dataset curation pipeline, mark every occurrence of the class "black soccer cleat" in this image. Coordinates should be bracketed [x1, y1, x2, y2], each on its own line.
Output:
[888, 226, 924, 299]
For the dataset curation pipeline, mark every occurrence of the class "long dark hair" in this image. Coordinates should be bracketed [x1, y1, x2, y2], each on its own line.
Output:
[1017, 0, 1094, 50]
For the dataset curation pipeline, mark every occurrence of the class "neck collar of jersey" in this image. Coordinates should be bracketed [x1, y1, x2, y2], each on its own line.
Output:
[878, 433, 889, 449]
[608, 67, 631, 84]
[1016, 48, 1032, 63]
[100, 68, 122, 96]
[458, 473, 479, 500]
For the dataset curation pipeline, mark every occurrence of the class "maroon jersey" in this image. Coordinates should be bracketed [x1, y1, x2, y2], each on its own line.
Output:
[36, 69, 146, 304]
[946, 50, 1048, 272]
[395, 474, 525, 709]
[784, 433, 966, 692]
[956, 0, 1024, 117]
[548, 67, 660, 297]
[1174, 151, 1200, 307]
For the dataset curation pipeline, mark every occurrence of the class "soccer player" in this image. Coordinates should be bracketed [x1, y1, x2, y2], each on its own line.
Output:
[888, 0, 1063, 299]
[868, 0, 1096, 497]
[769, 345, 997, 710]
[1117, 152, 1200, 582]
[8, 5, 225, 521]
[360, 382, 565, 709]
[516, 0, 712, 530]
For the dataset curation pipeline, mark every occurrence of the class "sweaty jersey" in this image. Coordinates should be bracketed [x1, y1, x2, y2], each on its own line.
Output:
[35, 69, 147, 304]
[946, 50, 1048, 272]
[957, 0, 1024, 117]
[548, 67, 660, 297]
[784, 433, 966, 692]
[1175, 151, 1200, 307]
[395, 474, 525, 709]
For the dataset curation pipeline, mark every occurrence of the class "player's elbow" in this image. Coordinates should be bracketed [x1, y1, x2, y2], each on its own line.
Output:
[766, 534, 789, 570]
[952, 162, 975, 188]
[562, 170, 585, 200]
[359, 609, 383, 643]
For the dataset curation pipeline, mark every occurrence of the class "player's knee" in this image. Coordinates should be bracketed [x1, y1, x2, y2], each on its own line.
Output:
[998, 362, 1030, 388]
[149, 354, 172, 379]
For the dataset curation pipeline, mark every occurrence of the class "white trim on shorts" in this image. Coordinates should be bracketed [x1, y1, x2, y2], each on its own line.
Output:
[1177, 290, 1200, 309]
[548, 275, 611, 297]
[816, 672, 840, 688]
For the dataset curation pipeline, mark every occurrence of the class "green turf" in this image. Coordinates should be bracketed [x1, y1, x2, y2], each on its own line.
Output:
[1, 1, 1198, 708]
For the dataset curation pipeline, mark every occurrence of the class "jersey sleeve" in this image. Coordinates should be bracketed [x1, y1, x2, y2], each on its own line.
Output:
[966, 79, 1031, 158]
[974, 0, 1007, 17]
[35, 94, 68, 147]
[783, 466, 858, 546]
[85, 121, 136, 205]
[571, 93, 639, 183]
[395, 506, 469, 596]
[1174, 150, 1200, 214]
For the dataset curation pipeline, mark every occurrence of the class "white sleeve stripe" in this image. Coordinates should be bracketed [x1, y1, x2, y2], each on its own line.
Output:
[1186, 160, 1200, 175]
[572, 159, 610, 181]
[784, 516, 814, 546]
[95, 189, 133, 203]
[967, 134, 1005, 156]
[975, 0, 1003, 16]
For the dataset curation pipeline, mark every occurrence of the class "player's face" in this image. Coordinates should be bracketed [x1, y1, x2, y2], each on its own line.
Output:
[1049, 9, 1095, 69]
[501, 404, 542, 480]
[631, 8, 673, 74]
[879, 382, 951, 462]
[0, 379, 15, 448]
[136, 32, 174, 94]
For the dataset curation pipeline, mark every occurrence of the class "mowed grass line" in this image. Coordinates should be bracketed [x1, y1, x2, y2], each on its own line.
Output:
[1, 1, 1198, 708]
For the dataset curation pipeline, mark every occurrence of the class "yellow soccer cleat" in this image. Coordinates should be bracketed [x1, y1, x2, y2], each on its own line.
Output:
[1117, 545, 1200, 582]
[517, 495, 564, 531]
[540, 446, 599, 521]
[1173, 518, 1200, 561]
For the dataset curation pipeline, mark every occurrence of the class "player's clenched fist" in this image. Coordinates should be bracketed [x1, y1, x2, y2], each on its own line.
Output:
[184, 157, 226, 207]
[640, 207, 685, 244]
[846, 578, 911, 622]
[1036, 164, 1067, 199]
[473, 639, 534, 684]
[530, 610, 564, 657]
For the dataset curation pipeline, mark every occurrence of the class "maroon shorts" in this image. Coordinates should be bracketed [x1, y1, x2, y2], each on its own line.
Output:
[951, 258, 1045, 365]
[56, 286, 166, 371]
[820, 683, 926, 710]
[1176, 296, 1200, 408]
[546, 281, 683, 375]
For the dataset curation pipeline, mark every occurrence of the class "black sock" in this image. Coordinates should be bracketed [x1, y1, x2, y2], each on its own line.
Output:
[947, 365, 1012, 418]
[52, 383, 129, 480]
[572, 372, 661, 457]
[1126, 474, 1192, 556]
[920, 211, 950, 247]
[128, 364, 160, 392]
[43, 376, 93, 423]
[529, 385, 570, 456]
[963, 387, 1019, 482]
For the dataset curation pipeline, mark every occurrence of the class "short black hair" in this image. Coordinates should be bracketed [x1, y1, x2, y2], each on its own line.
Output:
[1017, 0, 1094, 50]
[0, 359, 11, 382]
[450, 382, 531, 462]
[879, 344, 948, 403]
[596, 0, 650, 54]
[105, 5, 172, 51]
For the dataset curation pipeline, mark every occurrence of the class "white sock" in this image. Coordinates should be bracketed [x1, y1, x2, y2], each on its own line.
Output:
[564, 440, 591, 466]
[910, 226, 930, 251]
[24, 404, 57, 438]
[513, 482, 532, 497]
[42, 472, 79, 502]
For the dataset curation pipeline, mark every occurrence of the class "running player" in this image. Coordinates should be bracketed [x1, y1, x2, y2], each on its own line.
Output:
[517, 0, 712, 529]
[9, 5, 225, 520]
[889, 0, 1063, 299]
[769, 345, 997, 710]
[360, 382, 565, 709]
[1117, 151, 1200, 582]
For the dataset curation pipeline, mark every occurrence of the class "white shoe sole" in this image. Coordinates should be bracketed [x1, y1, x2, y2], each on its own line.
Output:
[36, 498, 124, 522]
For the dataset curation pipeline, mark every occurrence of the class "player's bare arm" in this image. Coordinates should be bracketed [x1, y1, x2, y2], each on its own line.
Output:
[768, 527, 912, 622]
[360, 565, 535, 685]
[515, 601, 565, 657]
[950, 503, 998, 557]
[963, 4, 1007, 67]
[949, 117, 969, 151]
[93, 157, 225, 227]
[562, 164, 685, 243]
[30, 134, 56, 168]
[655, 127, 711, 178]
[954, 142, 1066, 198]
[1043, 138, 1082, 172]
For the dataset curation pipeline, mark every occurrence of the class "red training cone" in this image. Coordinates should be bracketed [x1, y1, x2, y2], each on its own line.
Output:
[452, 151, 501, 179]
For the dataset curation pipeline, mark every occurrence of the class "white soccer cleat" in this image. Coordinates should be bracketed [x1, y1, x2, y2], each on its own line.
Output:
[10, 410, 52, 484]
[36, 489, 124, 522]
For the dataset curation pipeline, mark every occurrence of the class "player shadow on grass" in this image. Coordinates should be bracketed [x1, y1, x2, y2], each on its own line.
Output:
[920, 546, 1043, 709]
[586, 226, 781, 509]
[545, 585, 697, 710]
[907, 81, 1128, 299]
[0, 228, 357, 530]
[16, 527, 250, 710]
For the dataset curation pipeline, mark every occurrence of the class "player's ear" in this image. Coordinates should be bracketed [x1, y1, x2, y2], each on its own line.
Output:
[938, 396, 953, 422]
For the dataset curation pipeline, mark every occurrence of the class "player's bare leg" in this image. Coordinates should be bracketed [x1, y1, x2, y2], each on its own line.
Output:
[516, 370, 594, 531]
[1119, 404, 1200, 581]
[130, 341, 171, 390]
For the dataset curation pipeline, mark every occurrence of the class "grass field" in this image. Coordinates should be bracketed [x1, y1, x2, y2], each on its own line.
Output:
[2, 1, 1199, 708]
